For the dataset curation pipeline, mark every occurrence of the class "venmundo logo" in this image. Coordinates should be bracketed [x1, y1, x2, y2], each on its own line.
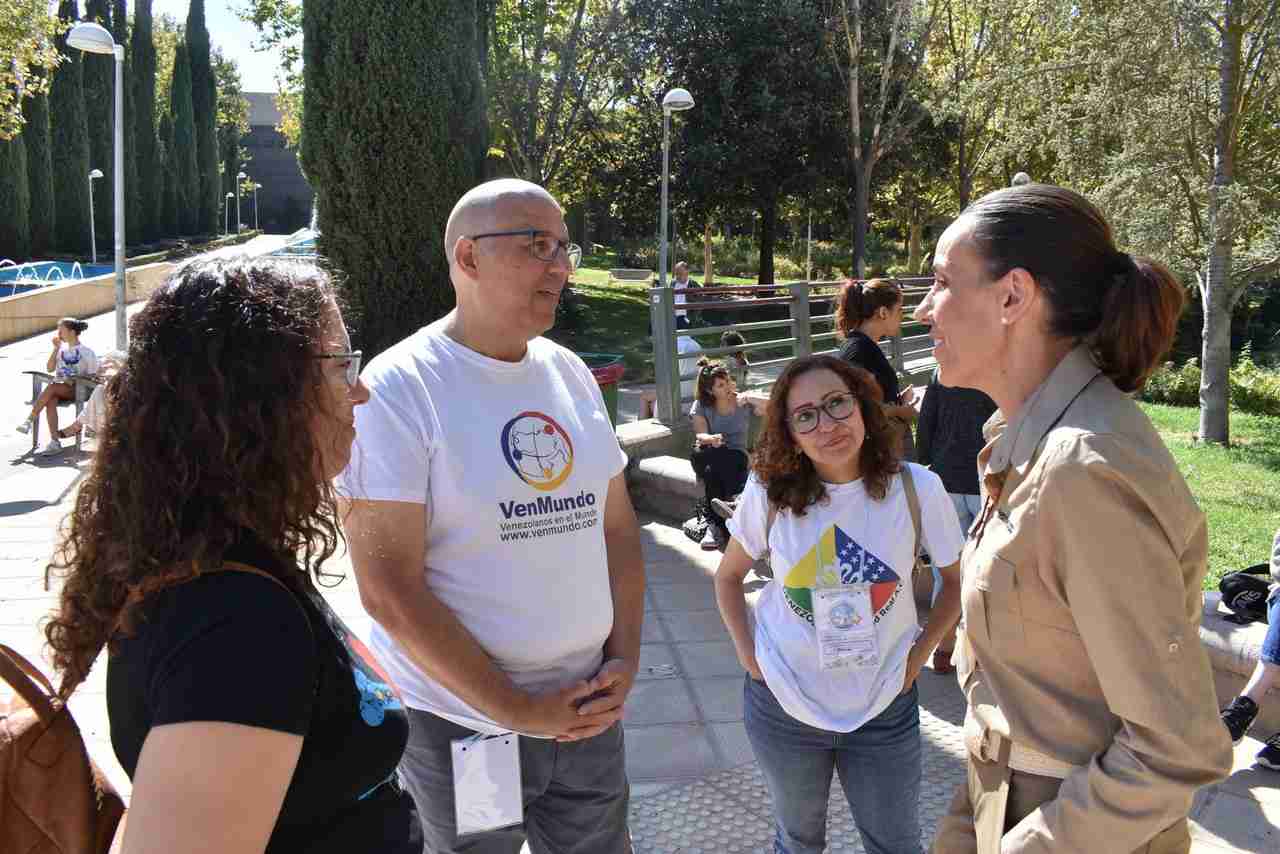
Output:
[500, 411, 574, 492]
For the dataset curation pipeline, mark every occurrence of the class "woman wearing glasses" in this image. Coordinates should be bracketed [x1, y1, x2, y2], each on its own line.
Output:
[714, 354, 965, 854]
[44, 257, 421, 853]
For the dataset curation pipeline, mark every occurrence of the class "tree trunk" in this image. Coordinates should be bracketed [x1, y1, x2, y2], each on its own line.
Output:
[1199, 0, 1241, 446]
[956, 121, 970, 210]
[758, 190, 777, 285]
[703, 220, 713, 287]
[907, 221, 923, 275]
[850, 164, 871, 278]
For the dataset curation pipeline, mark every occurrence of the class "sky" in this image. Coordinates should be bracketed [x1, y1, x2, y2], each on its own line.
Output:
[148, 1, 287, 94]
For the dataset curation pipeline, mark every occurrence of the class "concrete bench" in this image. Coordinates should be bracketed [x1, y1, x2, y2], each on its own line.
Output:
[608, 268, 654, 285]
[1201, 591, 1280, 737]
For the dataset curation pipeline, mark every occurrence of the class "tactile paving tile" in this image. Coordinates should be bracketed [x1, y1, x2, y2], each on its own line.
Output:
[629, 685, 974, 853]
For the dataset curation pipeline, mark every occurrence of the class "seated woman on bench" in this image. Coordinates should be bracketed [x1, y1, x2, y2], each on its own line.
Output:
[16, 317, 98, 456]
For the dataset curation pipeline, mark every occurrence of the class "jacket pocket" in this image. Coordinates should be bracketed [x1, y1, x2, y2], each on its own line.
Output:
[971, 549, 1024, 646]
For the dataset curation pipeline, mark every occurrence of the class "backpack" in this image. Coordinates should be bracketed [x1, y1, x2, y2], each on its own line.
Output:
[0, 644, 125, 854]
[1219, 562, 1273, 625]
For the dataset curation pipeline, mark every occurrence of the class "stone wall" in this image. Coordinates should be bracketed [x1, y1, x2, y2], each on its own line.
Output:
[0, 262, 175, 345]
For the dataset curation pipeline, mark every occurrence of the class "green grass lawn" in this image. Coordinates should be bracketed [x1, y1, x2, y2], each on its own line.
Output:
[1138, 403, 1280, 588]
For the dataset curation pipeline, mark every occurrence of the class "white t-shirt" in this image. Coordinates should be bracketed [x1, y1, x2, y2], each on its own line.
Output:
[338, 317, 629, 734]
[728, 463, 963, 732]
[56, 343, 97, 381]
[677, 335, 700, 402]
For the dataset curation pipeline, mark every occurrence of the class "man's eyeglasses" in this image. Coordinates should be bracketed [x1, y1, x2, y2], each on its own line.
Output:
[313, 351, 362, 387]
[468, 229, 582, 270]
[789, 392, 857, 434]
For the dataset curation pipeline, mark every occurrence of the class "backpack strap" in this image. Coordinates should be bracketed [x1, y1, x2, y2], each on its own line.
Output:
[899, 463, 923, 561]
[0, 644, 59, 723]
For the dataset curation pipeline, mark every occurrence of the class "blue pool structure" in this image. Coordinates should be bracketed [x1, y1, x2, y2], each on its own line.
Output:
[0, 261, 115, 297]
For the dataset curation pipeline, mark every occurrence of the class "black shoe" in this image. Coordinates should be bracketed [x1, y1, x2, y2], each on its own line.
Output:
[1221, 696, 1259, 744]
[1256, 732, 1280, 771]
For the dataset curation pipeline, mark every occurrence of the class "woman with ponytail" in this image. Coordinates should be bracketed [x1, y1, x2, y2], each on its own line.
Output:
[835, 278, 920, 460]
[920, 184, 1232, 853]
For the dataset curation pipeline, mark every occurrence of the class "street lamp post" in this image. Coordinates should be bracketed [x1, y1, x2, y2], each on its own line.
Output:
[655, 87, 694, 423]
[67, 23, 126, 349]
[253, 183, 260, 231]
[236, 170, 247, 233]
[87, 169, 103, 264]
[225, 192, 234, 236]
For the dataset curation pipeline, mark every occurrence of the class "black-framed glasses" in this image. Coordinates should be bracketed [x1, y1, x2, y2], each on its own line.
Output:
[468, 228, 582, 270]
[313, 350, 362, 386]
[789, 392, 857, 434]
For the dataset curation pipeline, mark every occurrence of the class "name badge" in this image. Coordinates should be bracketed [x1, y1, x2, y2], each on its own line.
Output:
[813, 583, 879, 670]
[451, 732, 523, 836]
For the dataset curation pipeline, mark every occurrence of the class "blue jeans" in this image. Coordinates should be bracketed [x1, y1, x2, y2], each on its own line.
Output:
[743, 676, 923, 854]
[1263, 595, 1280, 665]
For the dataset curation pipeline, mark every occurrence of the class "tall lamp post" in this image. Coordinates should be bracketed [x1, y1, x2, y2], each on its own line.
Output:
[236, 170, 247, 232]
[225, 192, 234, 236]
[655, 87, 694, 423]
[87, 169, 103, 263]
[252, 182, 261, 231]
[67, 23, 126, 349]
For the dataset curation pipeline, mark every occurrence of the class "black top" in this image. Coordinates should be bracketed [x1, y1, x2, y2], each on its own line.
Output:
[107, 535, 418, 854]
[916, 374, 999, 495]
[838, 331, 900, 406]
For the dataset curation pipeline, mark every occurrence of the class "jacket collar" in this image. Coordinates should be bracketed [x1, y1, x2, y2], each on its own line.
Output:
[986, 345, 1102, 478]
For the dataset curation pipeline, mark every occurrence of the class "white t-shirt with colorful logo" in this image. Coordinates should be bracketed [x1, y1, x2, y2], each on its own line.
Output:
[338, 317, 628, 734]
[728, 464, 964, 732]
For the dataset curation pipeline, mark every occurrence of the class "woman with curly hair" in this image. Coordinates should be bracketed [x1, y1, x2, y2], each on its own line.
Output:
[43, 257, 420, 853]
[713, 354, 964, 854]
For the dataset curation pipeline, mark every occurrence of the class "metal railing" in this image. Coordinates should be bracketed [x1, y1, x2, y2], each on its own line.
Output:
[649, 277, 937, 424]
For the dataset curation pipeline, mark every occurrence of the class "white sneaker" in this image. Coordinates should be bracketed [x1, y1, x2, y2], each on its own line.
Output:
[36, 438, 63, 456]
[16, 418, 32, 434]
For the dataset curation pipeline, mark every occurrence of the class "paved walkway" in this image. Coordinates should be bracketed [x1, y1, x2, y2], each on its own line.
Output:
[2, 258, 1277, 851]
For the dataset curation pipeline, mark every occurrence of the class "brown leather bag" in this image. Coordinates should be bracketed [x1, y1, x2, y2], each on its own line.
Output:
[1, 644, 125, 854]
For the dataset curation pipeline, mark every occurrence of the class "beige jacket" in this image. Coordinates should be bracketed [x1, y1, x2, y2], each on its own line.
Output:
[956, 346, 1233, 853]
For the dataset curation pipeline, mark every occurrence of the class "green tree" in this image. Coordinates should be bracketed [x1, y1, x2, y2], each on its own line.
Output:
[823, 0, 939, 276]
[213, 49, 249, 223]
[131, 0, 160, 240]
[187, 0, 219, 233]
[50, 0, 91, 254]
[235, 0, 304, 147]
[83, 0, 113, 245]
[169, 41, 199, 235]
[23, 85, 55, 256]
[302, 0, 488, 358]
[0, 0, 64, 140]
[0, 133, 31, 259]
[158, 109, 178, 234]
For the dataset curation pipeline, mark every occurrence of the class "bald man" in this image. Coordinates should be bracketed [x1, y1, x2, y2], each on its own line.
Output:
[339, 179, 644, 852]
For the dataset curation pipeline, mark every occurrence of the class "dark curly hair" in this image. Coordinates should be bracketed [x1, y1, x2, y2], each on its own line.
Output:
[752, 355, 899, 515]
[695, 358, 732, 408]
[44, 256, 345, 695]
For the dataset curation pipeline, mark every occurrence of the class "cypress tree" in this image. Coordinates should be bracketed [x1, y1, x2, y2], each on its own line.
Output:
[83, 0, 113, 246]
[113, 0, 140, 245]
[50, 1, 92, 255]
[159, 111, 178, 235]
[302, 0, 487, 358]
[23, 87, 56, 257]
[0, 135, 32, 261]
[187, 0, 219, 234]
[131, 0, 160, 241]
[170, 43, 199, 235]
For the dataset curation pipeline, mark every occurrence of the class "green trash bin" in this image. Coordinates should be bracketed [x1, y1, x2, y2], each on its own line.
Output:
[579, 353, 626, 425]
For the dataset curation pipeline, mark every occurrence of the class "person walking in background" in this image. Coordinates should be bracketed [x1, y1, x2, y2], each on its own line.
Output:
[673, 261, 700, 329]
[17, 316, 98, 456]
[835, 279, 919, 460]
[339, 178, 645, 853]
[921, 183, 1232, 853]
[721, 330, 751, 389]
[915, 368, 997, 674]
[1219, 527, 1280, 770]
[43, 258, 421, 853]
[715, 355, 964, 854]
